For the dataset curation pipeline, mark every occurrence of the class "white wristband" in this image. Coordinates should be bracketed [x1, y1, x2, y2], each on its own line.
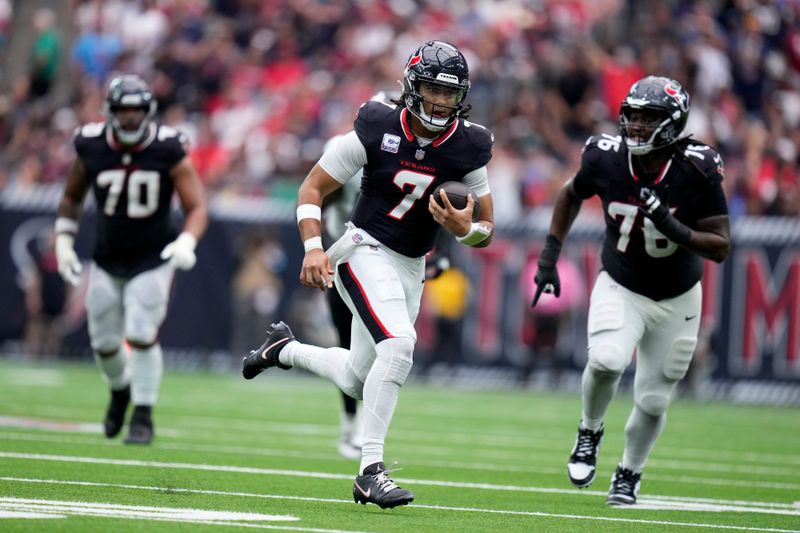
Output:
[297, 204, 322, 223]
[303, 236, 323, 252]
[455, 222, 491, 247]
[55, 217, 79, 235]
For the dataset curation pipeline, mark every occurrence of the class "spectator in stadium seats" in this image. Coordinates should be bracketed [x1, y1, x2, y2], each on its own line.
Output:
[29, 8, 61, 100]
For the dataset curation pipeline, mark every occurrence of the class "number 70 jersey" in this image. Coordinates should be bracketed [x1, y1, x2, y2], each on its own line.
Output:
[572, 134, 728, 301]
[73, 122, 187, 278]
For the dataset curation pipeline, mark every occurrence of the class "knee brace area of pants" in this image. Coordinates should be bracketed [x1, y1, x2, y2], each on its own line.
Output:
[587, 343, 627, 374]
[664, 337, 697, 380]
[376, 336, 415, 386]
[339, 374, 365, 401]
[91, 335, 123, 355]
[636, 392, 671, 417]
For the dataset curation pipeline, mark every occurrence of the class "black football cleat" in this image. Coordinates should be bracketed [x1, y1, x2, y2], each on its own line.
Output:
[103, 385, 131, 438]
[353, 462, 414, 509]
[567, 423, 604, 488]
[124, 405, 154, 445]
[606, 464, 642, 506]
[242, 321, 294, 380]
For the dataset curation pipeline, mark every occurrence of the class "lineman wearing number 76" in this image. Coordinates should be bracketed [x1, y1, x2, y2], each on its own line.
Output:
[55, 74, 208, 445]
[532, 76, 730, 505]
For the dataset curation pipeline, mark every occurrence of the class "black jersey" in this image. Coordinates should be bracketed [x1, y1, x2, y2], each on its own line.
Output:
[73, 122, 187, 278]
[350, 101, 493, 258]
[572, 134, 728, 300]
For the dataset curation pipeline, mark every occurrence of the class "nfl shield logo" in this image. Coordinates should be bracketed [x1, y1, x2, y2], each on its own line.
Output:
[415, 149, 425, 160]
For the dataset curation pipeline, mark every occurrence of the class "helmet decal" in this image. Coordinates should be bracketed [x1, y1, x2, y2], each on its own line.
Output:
[664, 82, 688, 112]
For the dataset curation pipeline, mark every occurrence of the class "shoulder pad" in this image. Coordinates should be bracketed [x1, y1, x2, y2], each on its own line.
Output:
[462, 119, 495, 147]
[75, 122, 105, 139]
[580, 133, 623, 168]
[679, 141, 725, 184]
[356, 100, 397, 124]
[157, 124, 189, 146]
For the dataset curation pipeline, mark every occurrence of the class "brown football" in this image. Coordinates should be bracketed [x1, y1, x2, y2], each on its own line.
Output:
[432, 181, 480, 222]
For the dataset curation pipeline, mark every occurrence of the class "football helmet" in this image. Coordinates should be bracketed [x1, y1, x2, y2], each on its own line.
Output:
[402, 41, 470, 132]
[619, 76, 689, 156]
[103, 74, 157, 145]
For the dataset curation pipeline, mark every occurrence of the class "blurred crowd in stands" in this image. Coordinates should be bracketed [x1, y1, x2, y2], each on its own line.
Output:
[1, 0, 799, 219]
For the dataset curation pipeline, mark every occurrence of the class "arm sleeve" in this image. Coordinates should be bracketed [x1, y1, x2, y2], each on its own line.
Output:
[463, 166, 490, 197]
[318, 130, 368, 184]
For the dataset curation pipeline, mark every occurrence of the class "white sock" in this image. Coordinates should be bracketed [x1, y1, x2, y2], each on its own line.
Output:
[581, 366, 622, 431]
[130, 344, 163, 405]
[359, 337, 413, 474]
[622, 405, 665, 472]
[93, 348, 129, 391]
[281, 341, 354, 389]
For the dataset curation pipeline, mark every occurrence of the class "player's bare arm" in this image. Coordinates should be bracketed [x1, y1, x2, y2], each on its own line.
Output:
[57, 157, 90, 220]
[548, 178, 584, 242]
[297, 162, 344, 290]
[171, 156, 208, 240]
[684, 214, 730, 263]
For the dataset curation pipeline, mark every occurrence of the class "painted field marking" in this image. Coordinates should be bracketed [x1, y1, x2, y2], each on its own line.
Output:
[0, 477, 798, 533]
[1, 452, 798, 514]
[2, 430, 798, 491]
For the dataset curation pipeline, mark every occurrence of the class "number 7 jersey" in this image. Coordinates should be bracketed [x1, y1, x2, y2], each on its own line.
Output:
[73, 122, 187, 278]
[572, 134, 728, 301]
[350, 100, 493, 258]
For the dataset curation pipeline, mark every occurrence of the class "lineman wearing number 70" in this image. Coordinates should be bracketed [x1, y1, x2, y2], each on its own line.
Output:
[55, 74, 208, 445]
[241, 41, 494, 508]
[532, 76, 730, 505]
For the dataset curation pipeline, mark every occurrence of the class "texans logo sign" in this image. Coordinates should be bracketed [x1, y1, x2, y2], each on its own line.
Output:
[664, 83, 688, 112]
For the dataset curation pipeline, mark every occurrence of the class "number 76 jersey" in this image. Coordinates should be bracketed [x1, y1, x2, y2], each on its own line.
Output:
[572, 134, 728, 301]
[74, 122, 187, 278]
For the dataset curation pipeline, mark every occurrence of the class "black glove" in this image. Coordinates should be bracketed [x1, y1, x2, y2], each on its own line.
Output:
[425, 253, 451, 280]
[638, 189, 691, 245]
[531, 234, 562, 307]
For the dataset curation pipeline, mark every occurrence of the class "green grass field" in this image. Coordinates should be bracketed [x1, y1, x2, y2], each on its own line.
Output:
[0, 359, 798, 532]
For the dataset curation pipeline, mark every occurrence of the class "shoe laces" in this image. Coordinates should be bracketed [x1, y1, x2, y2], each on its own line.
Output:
[612, 468, 639, 494]
[374, 462, 403, 493]
[574, 428, 601, 459]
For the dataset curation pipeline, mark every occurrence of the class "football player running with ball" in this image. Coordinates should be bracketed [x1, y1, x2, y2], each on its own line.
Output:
[532, 76, 730, 505]
[55, 74, 207, 445]
[242, 41, 495, 508]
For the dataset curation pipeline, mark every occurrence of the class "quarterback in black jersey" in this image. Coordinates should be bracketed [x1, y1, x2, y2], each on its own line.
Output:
[55, 75, 208, 445]
[532, 76, 730, 505]
[242, 41, 494, 508]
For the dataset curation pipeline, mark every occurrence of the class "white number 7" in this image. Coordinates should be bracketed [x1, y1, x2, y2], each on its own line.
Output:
[388, 170, 435, 219]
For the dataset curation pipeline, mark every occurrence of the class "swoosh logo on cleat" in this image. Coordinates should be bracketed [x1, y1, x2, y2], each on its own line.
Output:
[684, 315, 696, 321]
[354, 482, 371, 499]
[261, 338, 291, 359]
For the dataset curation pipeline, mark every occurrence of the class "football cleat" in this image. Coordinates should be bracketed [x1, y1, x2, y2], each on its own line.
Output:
[353, 462, 414, 509]
[124, 405, 154, 445]
[606, 464, 642, 506]
[241, 322, 294, 380]
[103, 385, 131, 438]
[567, 423, 604, 488]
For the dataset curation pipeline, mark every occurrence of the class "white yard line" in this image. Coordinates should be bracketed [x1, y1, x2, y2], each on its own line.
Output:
[1, 453, 798, 513]
[2, 430, 798, 491]
[0, 478, 798, 533]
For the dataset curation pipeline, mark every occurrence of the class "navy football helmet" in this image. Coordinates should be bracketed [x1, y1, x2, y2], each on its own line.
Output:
[103, 74, 157, 145]
[402, 41, 470, 132]
[619, 76, 689, 155]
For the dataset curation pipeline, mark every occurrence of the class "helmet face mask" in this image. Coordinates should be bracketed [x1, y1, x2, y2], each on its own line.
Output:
[103, 74, 157, 146]
[619, 76, 689, 156]
[402, 41, 470, 133]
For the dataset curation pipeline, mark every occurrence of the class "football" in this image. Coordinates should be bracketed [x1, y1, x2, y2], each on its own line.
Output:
[432, 181, 481, 222]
